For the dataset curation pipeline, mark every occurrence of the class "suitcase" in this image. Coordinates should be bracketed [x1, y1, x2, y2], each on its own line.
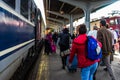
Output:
[66, 55, 78, 72]
[51, 44, 56, 52]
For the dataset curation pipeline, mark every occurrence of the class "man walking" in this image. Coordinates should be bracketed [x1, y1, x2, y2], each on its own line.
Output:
[97, 19, 116, 80]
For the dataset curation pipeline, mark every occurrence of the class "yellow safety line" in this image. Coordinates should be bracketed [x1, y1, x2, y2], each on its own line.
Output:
[36, 54, 49, 80]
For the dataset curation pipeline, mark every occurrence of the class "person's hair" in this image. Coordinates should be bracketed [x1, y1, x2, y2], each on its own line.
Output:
[100, 19, 106, 26]
[79, 24, 87, 34]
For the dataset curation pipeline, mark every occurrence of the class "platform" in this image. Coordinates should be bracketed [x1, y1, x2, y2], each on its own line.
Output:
[27, 48, 120, 80]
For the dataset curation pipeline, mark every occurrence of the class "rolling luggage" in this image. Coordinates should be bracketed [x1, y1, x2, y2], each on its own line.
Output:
[51, 44, 56, 53]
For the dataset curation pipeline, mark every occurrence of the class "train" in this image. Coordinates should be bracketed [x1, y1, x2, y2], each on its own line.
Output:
[0, 1, 45, 80]
[90, 16, 120, 36]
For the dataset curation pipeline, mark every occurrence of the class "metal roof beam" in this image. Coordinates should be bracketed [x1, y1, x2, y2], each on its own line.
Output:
[47, 10, 69, 19]
[59, 3, 65, 12]
[59, 0, 118, 12]
[59, 0, 86, 10]
[73, 14, 84, 20]
[69, 7, 78, 14]
[47, 17, 64, 24]
[47, 21, 62, 26]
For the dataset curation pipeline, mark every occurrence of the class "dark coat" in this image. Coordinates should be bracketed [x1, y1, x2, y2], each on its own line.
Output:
[97, 27, 113, 56]
[52, 33, 58, 43]
[59, 32, 70, 52]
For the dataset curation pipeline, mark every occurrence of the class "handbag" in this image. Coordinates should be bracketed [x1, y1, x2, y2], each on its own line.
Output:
[60, 49, 70, 57]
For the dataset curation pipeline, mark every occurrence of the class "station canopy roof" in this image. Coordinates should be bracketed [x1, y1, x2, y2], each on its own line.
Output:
[44, 0, 118, 26]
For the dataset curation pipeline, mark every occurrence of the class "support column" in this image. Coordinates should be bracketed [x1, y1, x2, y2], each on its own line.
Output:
[70, 14, 73, 35]
[15, 0, 21, 14]
[61, 22, 64, 31]
[63, 20, 66, 26]
[84, 9, 91, 31]
[59, 26, 63, 32]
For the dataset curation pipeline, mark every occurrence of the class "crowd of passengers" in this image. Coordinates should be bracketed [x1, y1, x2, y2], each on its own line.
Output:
[44, 19, 120, 80]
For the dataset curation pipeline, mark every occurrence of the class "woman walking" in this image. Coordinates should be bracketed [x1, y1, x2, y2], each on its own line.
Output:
[68, 24, 99, 80]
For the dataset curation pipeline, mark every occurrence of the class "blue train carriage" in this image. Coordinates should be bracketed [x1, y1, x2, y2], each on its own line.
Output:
[0, 1, 35, 80]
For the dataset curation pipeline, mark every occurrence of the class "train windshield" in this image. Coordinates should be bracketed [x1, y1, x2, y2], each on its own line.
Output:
[109, 19, 116, 26]
[109, 18, 120, 26]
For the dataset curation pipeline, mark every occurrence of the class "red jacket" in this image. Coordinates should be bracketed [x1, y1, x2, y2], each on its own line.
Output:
[69, 34, 99, 68]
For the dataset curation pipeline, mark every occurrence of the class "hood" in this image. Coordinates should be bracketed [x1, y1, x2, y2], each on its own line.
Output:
[73, 34, 87, 45]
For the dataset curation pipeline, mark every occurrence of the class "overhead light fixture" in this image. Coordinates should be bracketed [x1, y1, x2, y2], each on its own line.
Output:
[60, 11, 64, 15]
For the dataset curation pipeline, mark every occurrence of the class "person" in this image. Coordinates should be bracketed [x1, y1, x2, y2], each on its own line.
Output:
[52, 32, 58, 45]
[106, 23, 118, 64]
[97, 19, 116, 80]
[58, 28, 71, 69]
[88, 25, 98, 39]
[71, 32, 76, 40]
[118, 36, 120, 53]
[44, 32, 52, 55]
[87, 25, 99, 80]
[68, 24, 99, 80]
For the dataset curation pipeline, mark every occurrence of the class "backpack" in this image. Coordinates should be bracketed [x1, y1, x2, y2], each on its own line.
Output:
[87, 36, 102, 60]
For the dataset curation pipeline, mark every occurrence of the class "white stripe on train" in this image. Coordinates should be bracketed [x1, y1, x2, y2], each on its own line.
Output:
[0, 39, 35, 56]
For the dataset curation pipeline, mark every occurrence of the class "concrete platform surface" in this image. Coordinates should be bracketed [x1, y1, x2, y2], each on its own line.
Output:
[28, 48, 120, 80]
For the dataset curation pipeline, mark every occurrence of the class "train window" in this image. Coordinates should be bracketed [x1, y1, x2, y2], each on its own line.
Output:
[117, 18, 120, 24]
[21, 0, 28, 19]
[115, 19, 118, 24]
[2, 0, 15, 9]
[109, 20, 115, 25]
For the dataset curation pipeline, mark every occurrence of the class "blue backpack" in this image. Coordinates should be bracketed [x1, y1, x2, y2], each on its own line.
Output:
[87, 36, 102, 60]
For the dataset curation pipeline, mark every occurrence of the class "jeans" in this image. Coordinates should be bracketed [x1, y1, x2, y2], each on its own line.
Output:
[81, 62, 98, 80]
